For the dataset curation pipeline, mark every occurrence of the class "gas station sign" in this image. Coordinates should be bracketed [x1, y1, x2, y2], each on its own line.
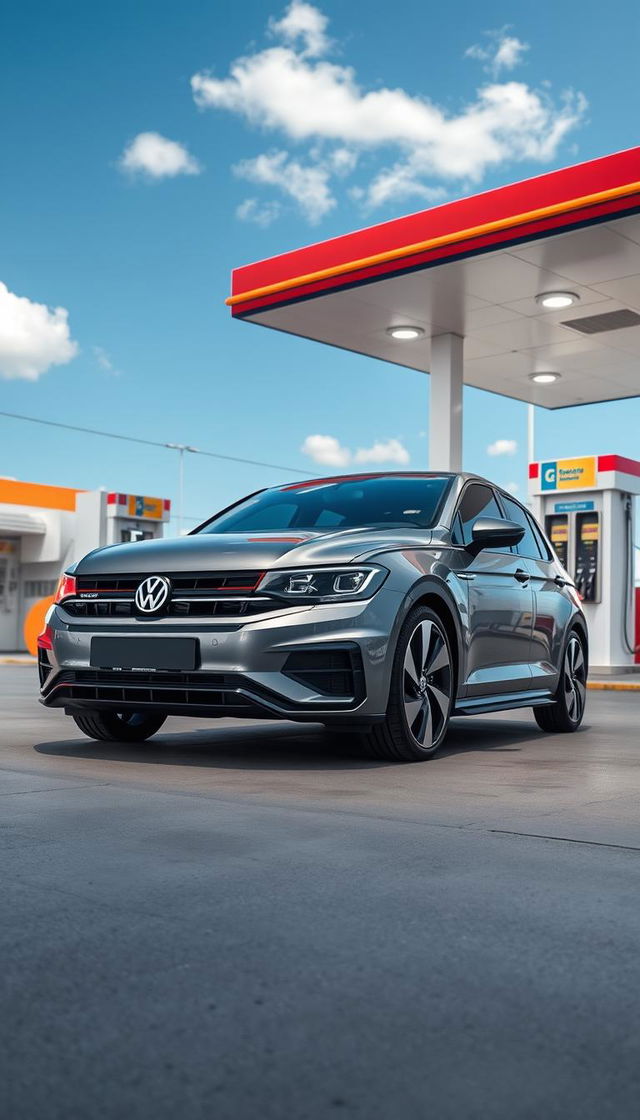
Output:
[541, 457, 597, 492]
[106, 492, 170, 522]
[127, 495, 164, 520]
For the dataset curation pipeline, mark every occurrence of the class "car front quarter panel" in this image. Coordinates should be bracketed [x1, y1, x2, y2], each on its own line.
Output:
[370, 548, 468, 704]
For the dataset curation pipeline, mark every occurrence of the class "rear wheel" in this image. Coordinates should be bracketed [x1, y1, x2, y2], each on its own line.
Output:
[71, 711, 167, 742]
[361, 606, 454, 761]
[534, 631, 587, 733]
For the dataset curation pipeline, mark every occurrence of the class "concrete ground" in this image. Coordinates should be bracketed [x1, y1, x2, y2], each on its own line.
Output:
[2, 667, 640, 1120]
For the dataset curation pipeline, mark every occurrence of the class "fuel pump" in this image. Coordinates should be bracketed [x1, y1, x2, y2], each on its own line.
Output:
[575, 511, 600, 603]
[544, 514, 569, 570]
[530, 454, 640, 672]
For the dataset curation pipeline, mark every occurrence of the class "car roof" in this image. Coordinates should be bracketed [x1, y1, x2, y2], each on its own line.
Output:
[277, 471, 484, 491]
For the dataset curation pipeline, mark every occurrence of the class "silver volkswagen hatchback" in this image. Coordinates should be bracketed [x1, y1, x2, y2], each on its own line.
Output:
[39, 472, 588, 761]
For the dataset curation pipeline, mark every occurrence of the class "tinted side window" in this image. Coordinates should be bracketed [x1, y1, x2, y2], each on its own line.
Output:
[501, 496, 544, 559]
[452, 485, 504, 547]
[528, 511, 552, 560]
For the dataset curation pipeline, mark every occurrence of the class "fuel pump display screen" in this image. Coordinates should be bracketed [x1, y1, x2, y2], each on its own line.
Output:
[545, 514, 569, 568]
[575, 511, 600, 603]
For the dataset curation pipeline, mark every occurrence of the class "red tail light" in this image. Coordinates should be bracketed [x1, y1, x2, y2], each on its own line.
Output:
[54, 573, 77, 603]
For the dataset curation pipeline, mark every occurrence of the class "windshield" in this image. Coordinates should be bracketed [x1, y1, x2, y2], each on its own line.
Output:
[198, 476, 453, 534]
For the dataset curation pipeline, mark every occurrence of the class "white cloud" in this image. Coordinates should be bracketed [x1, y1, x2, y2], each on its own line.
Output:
[93, 346, 121, 377]
[466, 29, 529, 76]
[191, 4, 585, 215]
[355, 438, 410, 465]
[366, 170, 446, 211]
[236, 197, 282, 226]
[494, 36, 528, 72]
[234, 150, 335, 222]
[505, 481, 520, 494]
[301, 434, 351, 467]
[326, 147, 358, 176]
[301, 433, 410, 467]
[0, 281, 78, 381]
[487, 438, 518, 456]
[269, 0, 330, 57]
[119, 132, 201, 179]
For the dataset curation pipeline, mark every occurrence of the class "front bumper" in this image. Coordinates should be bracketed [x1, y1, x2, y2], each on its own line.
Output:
[40, 589, 403, 723]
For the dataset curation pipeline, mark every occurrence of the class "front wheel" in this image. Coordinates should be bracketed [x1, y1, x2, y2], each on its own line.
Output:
[361, 606, 454, 761]
[534, 631, 587, 733]
[72, 710, 167, 742]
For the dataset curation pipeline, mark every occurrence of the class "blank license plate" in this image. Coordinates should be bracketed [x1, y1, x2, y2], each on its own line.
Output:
[90, 637, 198, 672]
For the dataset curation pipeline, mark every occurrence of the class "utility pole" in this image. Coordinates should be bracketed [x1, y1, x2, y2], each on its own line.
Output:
[165, 444, 199, 536]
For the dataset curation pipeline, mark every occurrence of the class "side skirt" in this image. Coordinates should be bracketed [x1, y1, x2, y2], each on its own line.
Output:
[454, 689, 555, 716]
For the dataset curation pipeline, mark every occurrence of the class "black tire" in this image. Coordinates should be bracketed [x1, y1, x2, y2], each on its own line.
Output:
[72, 710, 167, 742]
[534, 630, 587, 733]
[361, 606, 455, 761]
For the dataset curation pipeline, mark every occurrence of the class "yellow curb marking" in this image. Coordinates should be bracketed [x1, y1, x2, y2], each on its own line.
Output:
[587, 681, 640, 691]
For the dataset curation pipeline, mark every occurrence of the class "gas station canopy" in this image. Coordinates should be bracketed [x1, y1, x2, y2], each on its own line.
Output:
[228, 147, 640, 441]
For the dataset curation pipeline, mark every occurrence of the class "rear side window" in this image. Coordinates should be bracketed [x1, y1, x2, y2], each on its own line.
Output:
[452, 484, 504, 547]
[500, 496, 546, 559]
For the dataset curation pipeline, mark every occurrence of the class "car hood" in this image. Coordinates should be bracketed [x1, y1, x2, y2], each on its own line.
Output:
[74, 527, 435, 575]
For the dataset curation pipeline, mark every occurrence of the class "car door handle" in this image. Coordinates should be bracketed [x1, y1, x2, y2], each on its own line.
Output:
[554, 575, 567, 587]
[514, 569, 530, 584]
[458, 573, 475, 581]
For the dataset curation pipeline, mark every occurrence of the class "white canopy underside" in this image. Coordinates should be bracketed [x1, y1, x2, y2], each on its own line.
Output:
[248, 213, 640, 410]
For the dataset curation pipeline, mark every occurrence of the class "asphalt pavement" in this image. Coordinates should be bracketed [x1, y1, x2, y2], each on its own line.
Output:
[2, 666, 640, 1120]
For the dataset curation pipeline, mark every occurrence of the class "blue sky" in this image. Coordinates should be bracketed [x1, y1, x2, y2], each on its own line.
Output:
[1, 0, 639, 529]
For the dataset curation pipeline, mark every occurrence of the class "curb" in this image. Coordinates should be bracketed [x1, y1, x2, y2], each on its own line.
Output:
[587, 680, 640, 692]
[0, 657, 37, 666]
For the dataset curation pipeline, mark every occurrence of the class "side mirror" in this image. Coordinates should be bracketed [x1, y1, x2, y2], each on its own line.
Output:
[469, 517, 525, 554]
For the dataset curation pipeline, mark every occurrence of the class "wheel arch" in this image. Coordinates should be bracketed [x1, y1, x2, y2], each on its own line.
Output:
[568, 614, 589, 675]
[388, 578, 464, 704]
[412, 591, 461, 699]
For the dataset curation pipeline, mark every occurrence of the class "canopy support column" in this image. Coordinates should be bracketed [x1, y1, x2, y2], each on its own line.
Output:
[429, 333, 463, 471]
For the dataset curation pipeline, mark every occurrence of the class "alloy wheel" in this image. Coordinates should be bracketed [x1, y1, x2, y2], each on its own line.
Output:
[564, 635, 586, 723]
[403, 619, 452, 750]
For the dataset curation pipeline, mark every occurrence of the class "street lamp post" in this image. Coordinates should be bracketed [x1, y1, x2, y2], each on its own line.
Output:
[165, 443, 199, 535]
[527, 403, 535, 467]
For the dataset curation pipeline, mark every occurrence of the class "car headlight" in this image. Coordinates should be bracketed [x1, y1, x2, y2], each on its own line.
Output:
[258, 565, 387, 603]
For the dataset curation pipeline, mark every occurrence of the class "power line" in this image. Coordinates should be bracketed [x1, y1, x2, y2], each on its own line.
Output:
[0, 410, 314, 477]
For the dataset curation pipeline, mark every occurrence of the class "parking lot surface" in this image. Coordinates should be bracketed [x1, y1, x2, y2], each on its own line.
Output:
[2, 666, 640, 1119]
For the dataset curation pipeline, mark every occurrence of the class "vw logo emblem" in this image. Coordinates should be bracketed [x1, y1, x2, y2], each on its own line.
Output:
[135, 575, 171, 614]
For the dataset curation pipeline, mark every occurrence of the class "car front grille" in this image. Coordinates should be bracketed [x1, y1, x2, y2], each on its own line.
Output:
[42, 663, 365, 715]
[45, 668, 260, 712]
[64, 599, 275, 619]
[64, 571, 282, 620]
[75, 573, 264, 594]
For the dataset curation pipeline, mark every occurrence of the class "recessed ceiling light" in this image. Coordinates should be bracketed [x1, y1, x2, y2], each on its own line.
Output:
[387, 326, 425, 341]
[529, 372, 561, 384]
[536, 291, 579, 310]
